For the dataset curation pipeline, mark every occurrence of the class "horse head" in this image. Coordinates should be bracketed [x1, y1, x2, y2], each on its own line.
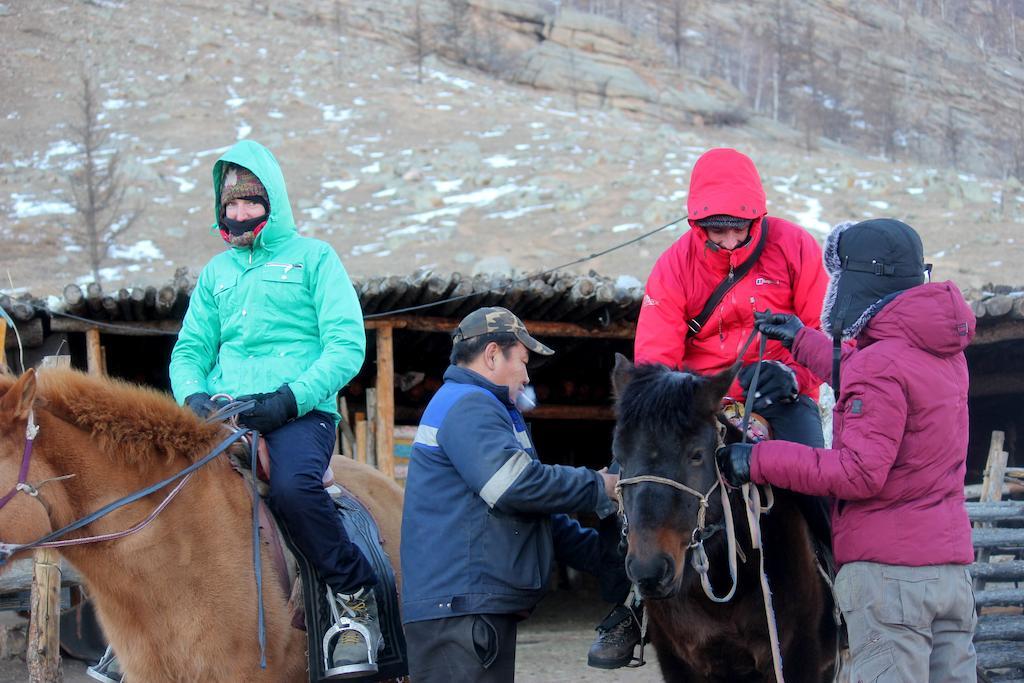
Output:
[610, 353, 739, 599]
[0, 369, 56, 559]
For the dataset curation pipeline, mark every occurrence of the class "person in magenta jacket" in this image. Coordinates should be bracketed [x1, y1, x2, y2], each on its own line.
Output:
[717, 218, 978, 682]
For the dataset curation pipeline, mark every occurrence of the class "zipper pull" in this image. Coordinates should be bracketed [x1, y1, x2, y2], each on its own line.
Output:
[728, 264, 735, 282]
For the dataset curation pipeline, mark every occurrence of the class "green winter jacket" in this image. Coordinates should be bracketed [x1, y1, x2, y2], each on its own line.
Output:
[169, 140, 365, 421]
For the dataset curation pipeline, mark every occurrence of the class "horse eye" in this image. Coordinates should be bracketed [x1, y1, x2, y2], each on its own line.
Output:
[689, 452, 704, 465]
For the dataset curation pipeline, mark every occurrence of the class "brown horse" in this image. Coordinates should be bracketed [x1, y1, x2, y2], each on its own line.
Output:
[0, 368, 403, 683]
[611, 355, 837, 682]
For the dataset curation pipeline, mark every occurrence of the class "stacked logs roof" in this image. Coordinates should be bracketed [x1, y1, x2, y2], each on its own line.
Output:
[3, 271, 1023, 330]
[1, 269, 645, 329]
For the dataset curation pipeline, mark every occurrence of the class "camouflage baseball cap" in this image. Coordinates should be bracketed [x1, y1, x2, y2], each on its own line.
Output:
[453, 307, 554, 356]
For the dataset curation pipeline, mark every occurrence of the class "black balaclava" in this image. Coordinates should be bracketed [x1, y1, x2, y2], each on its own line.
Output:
[822, 218, 928, 339]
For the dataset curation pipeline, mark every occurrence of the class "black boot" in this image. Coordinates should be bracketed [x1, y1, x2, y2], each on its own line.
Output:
[587, 604, 641, 669]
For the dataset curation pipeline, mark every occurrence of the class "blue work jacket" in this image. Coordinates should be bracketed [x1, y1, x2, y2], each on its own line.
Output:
[400, 365, 613, 624]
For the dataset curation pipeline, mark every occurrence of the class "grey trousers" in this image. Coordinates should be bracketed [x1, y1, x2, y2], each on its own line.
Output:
[835, 562, 978, 682]
[405, 614, 518, 683]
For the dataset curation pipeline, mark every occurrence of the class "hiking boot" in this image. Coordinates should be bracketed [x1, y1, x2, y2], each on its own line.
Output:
[86, 645, 123, 683]
[587, 604, 641, 669]
[323, 585, 384, 679]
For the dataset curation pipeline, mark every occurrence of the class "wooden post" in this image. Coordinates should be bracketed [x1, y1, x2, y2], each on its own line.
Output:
[976, 431, 1010, 592]
[85, 328, 104, 376]
[365, 389, 377, 468]
[375, 325, 395, 479]
[27, 547, 61, 682]
[356, 411, 368, 464]
[0, 318, 7, 372]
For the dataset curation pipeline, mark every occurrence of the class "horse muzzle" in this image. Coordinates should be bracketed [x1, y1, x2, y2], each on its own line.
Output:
[625, 552, 679, 599]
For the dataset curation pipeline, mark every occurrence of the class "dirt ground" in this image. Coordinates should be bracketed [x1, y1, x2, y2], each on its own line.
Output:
[0, 588, 662, 683]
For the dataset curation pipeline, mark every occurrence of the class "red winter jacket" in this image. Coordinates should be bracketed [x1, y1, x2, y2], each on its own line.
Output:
[751, 282, 976, 568]
[634, 148, 828, 400]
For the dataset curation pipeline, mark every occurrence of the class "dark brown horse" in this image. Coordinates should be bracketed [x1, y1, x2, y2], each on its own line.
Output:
[0, 368, 403, 682]
[611, 354, 837, 682]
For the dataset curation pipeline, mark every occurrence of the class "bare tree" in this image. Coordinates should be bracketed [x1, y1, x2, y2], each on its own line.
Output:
[440, 0, 471, 63]
[333, 0, 348, 76]
[944, 106, 964, 169]
[68, 73, 143, 284]
[412, 0, 428, 83]
[670, 0, 686, 68]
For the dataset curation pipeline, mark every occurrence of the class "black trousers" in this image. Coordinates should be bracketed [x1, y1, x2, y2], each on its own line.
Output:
[405, 614, 518, 683]
[601, 394, 829, 604]
[264, 410, 377, 594]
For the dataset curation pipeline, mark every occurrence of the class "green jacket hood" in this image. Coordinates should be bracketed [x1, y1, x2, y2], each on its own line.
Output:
[211, 140, 297, 250]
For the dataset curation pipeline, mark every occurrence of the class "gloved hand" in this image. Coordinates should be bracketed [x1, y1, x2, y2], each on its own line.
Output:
[235, 384, 298, 433]
[716, 443, 753, 487]
[185, 392, 219, 419]
[738, 361, 799, 413]
[754, 311, 804, 349]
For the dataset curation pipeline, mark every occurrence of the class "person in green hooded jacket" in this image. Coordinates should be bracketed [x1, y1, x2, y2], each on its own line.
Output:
[171, 140, 381, 677]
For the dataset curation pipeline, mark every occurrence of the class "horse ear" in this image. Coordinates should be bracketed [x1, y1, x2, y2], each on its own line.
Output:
[0, 369, 36, 421]
[697, 361, 740, 416]
[610, 353, 634, 398]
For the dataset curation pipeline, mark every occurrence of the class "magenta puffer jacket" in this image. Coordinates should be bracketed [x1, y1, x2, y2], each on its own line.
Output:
[751, 281, 976, 568]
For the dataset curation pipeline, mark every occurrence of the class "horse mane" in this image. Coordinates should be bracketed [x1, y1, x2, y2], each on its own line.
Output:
[615, 363, 706, 435]
[2, 368, 224, 468]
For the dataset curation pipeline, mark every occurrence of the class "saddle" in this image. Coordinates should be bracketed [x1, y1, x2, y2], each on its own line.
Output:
[227, 437, 408, 682]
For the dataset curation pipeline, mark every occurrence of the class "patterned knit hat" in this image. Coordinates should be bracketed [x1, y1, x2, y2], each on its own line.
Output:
[695, 214, 752, 231]
[220, 164, 268, 208]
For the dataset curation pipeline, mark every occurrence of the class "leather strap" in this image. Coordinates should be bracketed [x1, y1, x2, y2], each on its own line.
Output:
[687, 217, 770, 338]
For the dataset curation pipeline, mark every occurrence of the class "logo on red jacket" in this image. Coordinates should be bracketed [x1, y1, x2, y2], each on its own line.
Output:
[642, 294, 659, 307]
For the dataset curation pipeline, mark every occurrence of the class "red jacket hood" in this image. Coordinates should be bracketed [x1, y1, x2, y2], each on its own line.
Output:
[860, 281, 975, 357]
[687, 148, 767, 234]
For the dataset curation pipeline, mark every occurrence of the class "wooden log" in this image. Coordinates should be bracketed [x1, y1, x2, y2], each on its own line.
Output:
[85, 282, 104, 317]
[117, 288, 134, 322]
[1015, 295, 1024, 318]
[337, 396, 356, 459]
[0, 558, 81, 593]
[971, 299, 987, 319]
[971, 372, 1024, 398]
[980, 431, 1008, 503]
[154, 285, 177, 319]
[975, 588, 1024, 608]
[130, 287, 147, 321]
[375, 325, 395, 479]
[971, 561, 1024, 582]
[101, 295, 118, 321]
[976, 614, 1024, 642]
[375, 275, 409, 314]
[437, 279, 474, 318]
[354, 413, 367, 465]
[85, 328, 104, 376]
[143, 286, 157, 316]
[967, 501, 1024, 523]
[62, 284, 87, 317]
[365, 389, 377, 468]
[972, 528, 1024, 548]
[966, 482, 1024, 500]
[27, 547, 61, 683]
[368, 315, 637, 339]
[976, 431, 1010, 590]
[973, 320, 1024, 346]
[4, 319, 44, 350]
[985, 295, 1015, 318]
[525, 404, 616, 420]
[976, 640, 1024, 669]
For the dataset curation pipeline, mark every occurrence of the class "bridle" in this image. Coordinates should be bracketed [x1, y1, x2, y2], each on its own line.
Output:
[0, 408, 41, 514]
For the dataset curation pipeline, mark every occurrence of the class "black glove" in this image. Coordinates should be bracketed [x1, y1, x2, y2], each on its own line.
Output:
[235, 385, 298, 433]
[185, 392, 219, 419]
[716, 443, 753, 487]
[754, 311, 804, 349]
[738, 361, 799, 413]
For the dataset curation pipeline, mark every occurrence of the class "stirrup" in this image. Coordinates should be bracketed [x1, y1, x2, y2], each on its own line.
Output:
[86, 645, 122, 683]
[322, 587, 378, 680]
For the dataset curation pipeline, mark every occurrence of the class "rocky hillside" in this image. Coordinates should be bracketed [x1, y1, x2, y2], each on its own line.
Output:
[0, 0, 1021, 300]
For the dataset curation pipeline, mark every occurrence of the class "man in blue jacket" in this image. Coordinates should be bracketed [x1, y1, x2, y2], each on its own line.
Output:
[401, 307, 619, 682]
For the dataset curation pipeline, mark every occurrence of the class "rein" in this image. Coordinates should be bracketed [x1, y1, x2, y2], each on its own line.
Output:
[615, 329, 786, 682]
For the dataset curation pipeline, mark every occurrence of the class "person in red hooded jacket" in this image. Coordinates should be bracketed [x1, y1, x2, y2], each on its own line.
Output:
[717, 218, 978, 681]
[587, 148, 832, 669]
